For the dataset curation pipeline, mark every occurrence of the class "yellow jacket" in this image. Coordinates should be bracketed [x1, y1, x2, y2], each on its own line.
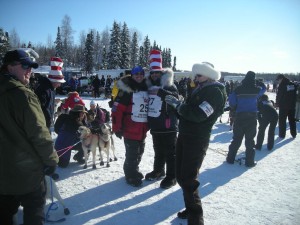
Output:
[111, 80, 119, 100]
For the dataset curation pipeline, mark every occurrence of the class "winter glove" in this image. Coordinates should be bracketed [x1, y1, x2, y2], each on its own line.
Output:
[43, 165, 56, 176]
[108, 100, 113, 108]
[115, 131, 123, 139]
[165, 95, 182, 109]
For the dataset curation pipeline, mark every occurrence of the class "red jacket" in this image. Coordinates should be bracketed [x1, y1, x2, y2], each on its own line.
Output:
[112, 76, 149, 141]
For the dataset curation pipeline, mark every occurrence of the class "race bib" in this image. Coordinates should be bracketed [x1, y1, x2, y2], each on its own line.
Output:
[148, 94, 162, 117]
[131, 91, 148, 122]
[199, 101, 214, 117]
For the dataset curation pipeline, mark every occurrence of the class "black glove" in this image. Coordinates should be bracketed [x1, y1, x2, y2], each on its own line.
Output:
[165, 95, 182, 109]
[115, 131, 123, 139]
[43, 165, 56, 176]
[108, 100, 113, 108]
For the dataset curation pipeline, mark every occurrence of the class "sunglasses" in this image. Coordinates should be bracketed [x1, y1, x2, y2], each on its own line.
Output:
[133, 72, 144, 76]
[12, 63, 31, 70]
[196, 74, 203, 78]
[150, 71, 161, 75]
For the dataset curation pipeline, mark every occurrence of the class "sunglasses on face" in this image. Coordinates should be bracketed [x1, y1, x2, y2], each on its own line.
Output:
[12, 63, 31, 70]
[196, 74, 203, 78]
[150, 71, 161, 75]
[133, 72, 144, 76]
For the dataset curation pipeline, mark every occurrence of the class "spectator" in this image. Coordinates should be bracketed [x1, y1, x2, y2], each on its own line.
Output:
[35, 57, 66, 129]
[255, 94, 278, 150]
[61, 91, 85, 110]
[226, 71, 266, 167]
[165, 62, 227, 225]
[68, 75, 78, 92]
[87, 100, 110, 130]
[54, 104, 87, 167]
[111, 66, 149, 187]
[145, 49, 179, 189]
[100, 75, 106, 87]
[0, 49, 58, 225]
[295, 83, 300, 121]
[275, 74, 297, 138]
[92, 75, 101, 98]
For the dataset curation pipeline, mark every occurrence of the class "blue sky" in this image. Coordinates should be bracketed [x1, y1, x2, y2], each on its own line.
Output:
[1, 0, 299, 73]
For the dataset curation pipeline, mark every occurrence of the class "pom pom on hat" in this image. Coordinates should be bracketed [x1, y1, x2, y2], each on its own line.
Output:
[48, 57, 66, 83]
[192, 62, 221, 80]
[149, 49, 163, 71]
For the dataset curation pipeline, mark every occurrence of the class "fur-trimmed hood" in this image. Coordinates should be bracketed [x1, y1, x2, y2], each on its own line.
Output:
[117, 75, 148, 93]
[146, 68, 174, 88]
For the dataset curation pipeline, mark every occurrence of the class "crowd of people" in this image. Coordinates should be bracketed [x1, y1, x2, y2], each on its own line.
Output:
[64, 73, 115, 99]
[0, 48, 299, 225]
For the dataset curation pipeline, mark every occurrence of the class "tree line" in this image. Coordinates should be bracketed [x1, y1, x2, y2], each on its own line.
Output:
[0, 15, 177, 74]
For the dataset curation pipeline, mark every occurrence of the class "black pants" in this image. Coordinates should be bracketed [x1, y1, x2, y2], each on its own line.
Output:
[94, 88, 100, 98]
[151, 132, 177, 178]
[227, 113, 257, 165]
[176, 133, 209, 225]
[123, 138, 145, 179]
[256, 117, 278, 149]
[0, 179, 46, 225]
[278, 108, 297, 138]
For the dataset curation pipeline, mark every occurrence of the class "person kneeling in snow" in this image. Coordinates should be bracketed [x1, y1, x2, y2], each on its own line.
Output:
[54, 104, 87, 167]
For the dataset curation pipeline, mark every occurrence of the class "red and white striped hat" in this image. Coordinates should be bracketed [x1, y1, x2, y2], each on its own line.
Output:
[48, 57, 66, 83]
[149, 49, 163, 72]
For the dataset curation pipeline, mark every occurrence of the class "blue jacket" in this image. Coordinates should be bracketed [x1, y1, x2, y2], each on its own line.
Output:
[229, 80, 266, 114]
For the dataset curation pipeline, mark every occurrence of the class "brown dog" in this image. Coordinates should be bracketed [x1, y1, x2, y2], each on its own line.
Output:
[77, 126, 101, 169]
[98, 123, 117, 167]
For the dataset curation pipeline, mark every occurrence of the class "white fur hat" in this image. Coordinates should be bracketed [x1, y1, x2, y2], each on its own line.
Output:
[192, 62, 221, 80]
[48, 57, 66, 83]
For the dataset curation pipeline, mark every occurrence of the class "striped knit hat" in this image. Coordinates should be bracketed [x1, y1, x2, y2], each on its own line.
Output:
[149, 49, 163, 72]
[48, 57, 66, 83]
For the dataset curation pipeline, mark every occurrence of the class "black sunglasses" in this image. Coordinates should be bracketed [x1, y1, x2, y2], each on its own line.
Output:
[12, 63, 31, 70]
[150, 71, 162, 75]
[196, 74, 203, 77]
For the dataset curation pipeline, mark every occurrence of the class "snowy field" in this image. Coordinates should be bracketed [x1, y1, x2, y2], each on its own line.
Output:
[17, 92, 300, 225]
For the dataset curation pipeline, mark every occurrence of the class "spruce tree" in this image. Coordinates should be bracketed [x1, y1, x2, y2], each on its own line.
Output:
[138, 46, 144, 66]
[0, 28, 10, 66]
[130, 32, 139, 68]
[172, 56, 177, 71]
[120, 22, 130, 69]
[84, 31, 94, 74]
[54, 27, 64, 57]
[108, 21, 121, 69]
[142, 35, 151, 68]
[94, 31, 101, 70]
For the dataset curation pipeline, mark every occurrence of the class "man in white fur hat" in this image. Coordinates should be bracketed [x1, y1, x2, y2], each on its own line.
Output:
[165, 62, 227, 225]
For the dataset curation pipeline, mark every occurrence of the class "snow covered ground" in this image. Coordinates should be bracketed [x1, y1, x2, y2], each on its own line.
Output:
[17, 92, 300, 225]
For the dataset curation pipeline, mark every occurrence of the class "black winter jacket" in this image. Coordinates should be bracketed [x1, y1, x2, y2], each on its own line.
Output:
[178, 81, 227, 138]
[146, 69, 179, 133]
[34, 76, 55, 128]
[276, 77, 297, 110]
